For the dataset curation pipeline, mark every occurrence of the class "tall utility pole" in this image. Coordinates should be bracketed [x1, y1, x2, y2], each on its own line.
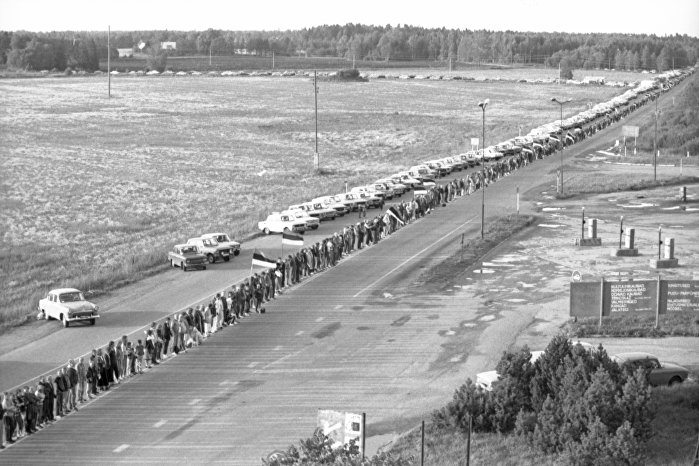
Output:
[209, 44, 212, 66]
[314, 70, 319, 171]
[107, 25, 111, 98]
[478, 99, 489, 239]
[272, 51, 275, 69]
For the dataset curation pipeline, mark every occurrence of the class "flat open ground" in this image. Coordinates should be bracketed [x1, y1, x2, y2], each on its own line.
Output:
[0, 76, 623, 323]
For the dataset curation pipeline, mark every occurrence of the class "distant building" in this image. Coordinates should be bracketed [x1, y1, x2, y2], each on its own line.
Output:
[117, 48, 134, 58]
[160, 41, 177, 50]
[295, 50, 308, 57]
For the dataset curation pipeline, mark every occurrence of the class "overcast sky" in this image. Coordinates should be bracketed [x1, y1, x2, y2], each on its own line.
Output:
[1, 0, 697, 37]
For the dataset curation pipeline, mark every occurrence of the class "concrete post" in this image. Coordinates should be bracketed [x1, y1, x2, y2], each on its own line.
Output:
[588, 218, 597, 239]
[680, 186, 686, 202]
[625, 228, 635, 249]
[664, 238, 675, 260]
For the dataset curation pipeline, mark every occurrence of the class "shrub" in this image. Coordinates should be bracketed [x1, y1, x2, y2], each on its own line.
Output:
[433, 334, 656, 463]
[264, 428, 412, 465]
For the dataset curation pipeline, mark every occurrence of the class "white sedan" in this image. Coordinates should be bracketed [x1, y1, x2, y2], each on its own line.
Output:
[38, 288, 100, 327]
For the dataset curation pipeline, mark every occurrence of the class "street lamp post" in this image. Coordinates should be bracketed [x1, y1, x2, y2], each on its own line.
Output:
[477, 99, 489, 239]
[551, 97, 572, 194]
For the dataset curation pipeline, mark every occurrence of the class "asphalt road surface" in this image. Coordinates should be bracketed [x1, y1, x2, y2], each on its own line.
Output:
[0, 89, 678, 464]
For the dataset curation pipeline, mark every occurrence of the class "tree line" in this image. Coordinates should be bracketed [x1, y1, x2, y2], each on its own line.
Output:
[0, 25, 697, 72]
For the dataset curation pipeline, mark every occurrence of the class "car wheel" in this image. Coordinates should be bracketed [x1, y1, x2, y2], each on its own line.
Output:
[234, 250, 240, 256]
[284, 227, 290, 233]
[62, 314, 69, 328]
[263, 228, 270, 235]
[668, 376, 682, 386]
[202, 266, 207, 270]
[207, 254, 215, 264]
[224, 256, 230, 262]
[170, 259, 174, 267]
[90, 318, 96, 326]
[182, 264, 187, 272]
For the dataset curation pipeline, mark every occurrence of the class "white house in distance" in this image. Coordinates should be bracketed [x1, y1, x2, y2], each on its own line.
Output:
[117, 48, 134, 58]
[160, 41, 177, 50]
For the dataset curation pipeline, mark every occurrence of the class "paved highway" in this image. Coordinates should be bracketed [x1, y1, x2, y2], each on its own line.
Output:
[0, 86, 679, 463]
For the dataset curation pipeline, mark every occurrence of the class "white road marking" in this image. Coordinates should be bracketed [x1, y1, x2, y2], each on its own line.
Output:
[188, 398, 201, 405]
[295, 331, 304, 336]
[154, 419, 167, 428]
[113, 444, 130, 453]
[315, 317, 324, 322]
[353, 217, 475, 298]
[274, 345, 282, 351]
[248, 362, 258, 368]
[334, 305, 343, 310]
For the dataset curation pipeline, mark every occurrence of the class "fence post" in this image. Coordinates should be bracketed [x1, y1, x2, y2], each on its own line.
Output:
[599, 277, 605, 329]
[421, 420, 425, 466]
[656, 275, 661, 329]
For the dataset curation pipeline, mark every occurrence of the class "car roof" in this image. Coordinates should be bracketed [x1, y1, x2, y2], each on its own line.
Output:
[174, 243, 194, 248]
[613, 352, 657, 362]
[201, 232, 226, 237]
[49, 288, 81, 294]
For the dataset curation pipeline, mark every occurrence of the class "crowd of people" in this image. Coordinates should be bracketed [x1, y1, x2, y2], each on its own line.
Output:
[0, 80, 673, 449]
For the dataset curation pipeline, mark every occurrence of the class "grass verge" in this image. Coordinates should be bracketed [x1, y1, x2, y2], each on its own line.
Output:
[415, 214, 538, 291]
[555, 175, 699, 199]
[567, 313, 699, 338]
[383, 383, 699, 465]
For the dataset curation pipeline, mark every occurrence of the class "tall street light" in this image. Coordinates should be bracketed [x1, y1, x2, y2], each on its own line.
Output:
[551, 97, 571, 194]
[477, 99, 489, 239]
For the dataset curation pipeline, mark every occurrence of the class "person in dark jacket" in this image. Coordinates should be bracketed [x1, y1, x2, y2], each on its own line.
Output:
[54, 369, 66, 417]
[86, 359, 98, 397]
[66, 360, 79, 411]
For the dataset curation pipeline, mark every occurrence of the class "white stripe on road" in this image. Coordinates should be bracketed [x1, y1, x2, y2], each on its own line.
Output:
[188, 398, 201, 406]
[334, 305, 343, 310]
[154, 419, 167, 428]
[113, 444, 130, 453]
[353, 217, 476, 298]
[295, 331, 304, 336]
[315, 317, 324, 322]
[273, 346, 282, 351]
[248, 362, 258, 368]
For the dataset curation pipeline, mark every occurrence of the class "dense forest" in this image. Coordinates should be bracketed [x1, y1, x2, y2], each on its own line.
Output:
[0, 24, 697, 72]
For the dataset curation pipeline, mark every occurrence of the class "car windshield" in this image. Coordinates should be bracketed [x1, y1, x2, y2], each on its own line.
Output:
[182, 246, 197, 254]
[59, 292, 84, 303]
[215, 234, 229, 242]
[202, 238, 219, 247]
[281, 216, 291, 221]
[313, 204, 323, 209]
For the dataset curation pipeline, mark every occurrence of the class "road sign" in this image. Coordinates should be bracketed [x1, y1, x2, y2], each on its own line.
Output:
[622, 126, 639, 138]
[471, 138, 479, 147]
[571, 270, 582, 282]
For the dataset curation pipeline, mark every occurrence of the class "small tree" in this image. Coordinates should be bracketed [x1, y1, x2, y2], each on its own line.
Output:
[146, 46, 167, 72]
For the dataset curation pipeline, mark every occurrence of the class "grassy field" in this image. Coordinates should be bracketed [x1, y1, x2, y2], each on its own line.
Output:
[0, 76, 623, 325]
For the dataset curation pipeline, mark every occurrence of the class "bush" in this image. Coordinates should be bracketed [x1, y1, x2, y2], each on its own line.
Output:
[432, 334, 656, 463]
[264, 428, 412, 465]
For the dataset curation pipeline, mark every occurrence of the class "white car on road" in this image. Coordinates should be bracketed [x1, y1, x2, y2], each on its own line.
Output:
[38, 288, 100, 327]
[200, 233, 241, 258]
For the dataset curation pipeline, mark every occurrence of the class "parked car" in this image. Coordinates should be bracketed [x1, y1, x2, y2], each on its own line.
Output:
[187, 237, 231, 264]
[612, 352, 689, 386]
[258, 212, 307, 235]
[476, 351, 544, 391]
[38, 288, 100, 327]
[200, 233, 241, 258]
[312, 196, 349, 216]
[289, 202, 338, 221]
[281, 209, 320, 230]
[169, 243, 208, 271]
[335, 192, 366, 211]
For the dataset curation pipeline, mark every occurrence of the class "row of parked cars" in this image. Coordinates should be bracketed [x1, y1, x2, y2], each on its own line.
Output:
[168, 233, 242, 272]
[256, 156, 483, 235]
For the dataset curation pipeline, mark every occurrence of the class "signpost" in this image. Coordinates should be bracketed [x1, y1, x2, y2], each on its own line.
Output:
[622, 126, 639, 156]
[317, 410, 365, 456]
[471, 137, 479, 151]
[570, 279, 699, 318]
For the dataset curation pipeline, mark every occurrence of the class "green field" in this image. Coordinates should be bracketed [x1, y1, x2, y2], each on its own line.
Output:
[0, 76, 623, 325]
